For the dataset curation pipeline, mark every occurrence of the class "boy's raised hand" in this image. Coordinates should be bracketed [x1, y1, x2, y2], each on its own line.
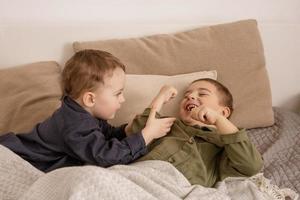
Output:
[151, 85, 178, 112]
[142, 107, 176, 145]
[159, 85, 178, 103]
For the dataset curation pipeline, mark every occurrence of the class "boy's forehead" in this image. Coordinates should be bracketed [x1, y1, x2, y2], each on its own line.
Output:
[187, 80, 212, 90]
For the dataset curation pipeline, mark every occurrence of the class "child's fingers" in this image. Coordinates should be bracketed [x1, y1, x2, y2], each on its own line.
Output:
[160, 117, 176, 127]
[173, 90, 178, 97]
[199, 113, 205, 122]
[165, 121, 175, 128]
[170, 93, 177, 99]
[171, 90, 178, 98]
[164, 127, 171, 133]
[198, 110, 207, 122]
[160, 117, 176, 123]
[191, 108, 200, 120]
[148, 108, 157, 121]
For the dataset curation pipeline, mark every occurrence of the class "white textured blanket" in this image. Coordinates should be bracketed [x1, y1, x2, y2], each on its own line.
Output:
[0, 145, 298, 200]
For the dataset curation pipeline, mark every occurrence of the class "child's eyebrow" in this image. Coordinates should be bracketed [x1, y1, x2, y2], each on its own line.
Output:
[184, 90, 192, 95]
[184, 88, 211, 95]
[114, 88, 124, 94]
[197, 88, 211, 93]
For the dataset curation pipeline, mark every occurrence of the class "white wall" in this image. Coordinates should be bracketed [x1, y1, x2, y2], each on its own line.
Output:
[0, 0, 300, 112]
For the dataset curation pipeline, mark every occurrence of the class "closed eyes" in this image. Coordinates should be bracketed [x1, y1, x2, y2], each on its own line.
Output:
[115, 92, 123, 96]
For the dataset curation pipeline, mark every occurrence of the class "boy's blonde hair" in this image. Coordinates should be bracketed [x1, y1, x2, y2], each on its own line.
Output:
[192, 78, 234, 118]
[61, 49, 126, 99]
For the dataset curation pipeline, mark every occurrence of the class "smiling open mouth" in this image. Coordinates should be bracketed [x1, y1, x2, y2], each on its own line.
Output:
[186, 104, 198, 112]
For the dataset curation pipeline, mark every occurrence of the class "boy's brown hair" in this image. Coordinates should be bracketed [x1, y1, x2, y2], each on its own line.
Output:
[61, 49, 126, 99]
[192, 78, 234, 118]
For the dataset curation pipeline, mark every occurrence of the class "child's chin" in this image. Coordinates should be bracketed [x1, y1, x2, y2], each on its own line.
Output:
[96, 113, 115, 120]
[181, 116, 197, 125]
[107, 113, 116, 120]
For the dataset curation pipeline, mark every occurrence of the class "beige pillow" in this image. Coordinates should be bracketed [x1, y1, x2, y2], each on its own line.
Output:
[109, 70, 217, 126]
[74, 19, 274, 128]
[0, 61, 62, 134]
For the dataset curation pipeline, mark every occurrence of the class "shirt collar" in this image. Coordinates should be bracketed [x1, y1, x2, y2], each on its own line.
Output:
[179, 119, 215, 132]
[62, 95, 89, 114]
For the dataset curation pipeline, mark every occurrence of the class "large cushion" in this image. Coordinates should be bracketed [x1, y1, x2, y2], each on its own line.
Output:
[109, 70, 217, 126]
[0, 61, 62, 134]
[74, 19, 274, 128]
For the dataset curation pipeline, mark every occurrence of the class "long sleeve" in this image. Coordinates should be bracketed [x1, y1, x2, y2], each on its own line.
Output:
[63, 118, 147, 167]
[218, 129, 263, 180]
[100, 121, 127, 140]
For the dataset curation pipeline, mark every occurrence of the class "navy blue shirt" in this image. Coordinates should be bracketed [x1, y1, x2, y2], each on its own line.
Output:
[0, 96, 147, 172]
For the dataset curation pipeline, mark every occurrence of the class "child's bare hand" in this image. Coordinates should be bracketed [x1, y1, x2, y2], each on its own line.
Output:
[191, 106, 239, 134]
[190, 106, 222, 125]
[151, 85, 177, 111]
[158, 85, 178, 104]
[142, 108, 176, 145]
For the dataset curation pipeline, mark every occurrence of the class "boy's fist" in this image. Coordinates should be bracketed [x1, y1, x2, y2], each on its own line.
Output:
[190, 106, 221, 125]
[190, 105, 239, 134]
[151, 85, 177, 111]
[158, 85, 178, 104]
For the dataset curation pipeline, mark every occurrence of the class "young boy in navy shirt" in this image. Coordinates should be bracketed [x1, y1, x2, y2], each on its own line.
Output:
[0, 49, 176, 172]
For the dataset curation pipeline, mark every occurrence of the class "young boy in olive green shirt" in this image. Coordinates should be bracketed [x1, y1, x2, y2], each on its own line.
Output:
[129, 78, 263, 187]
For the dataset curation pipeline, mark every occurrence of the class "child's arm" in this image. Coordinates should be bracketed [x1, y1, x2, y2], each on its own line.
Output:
[125, 85, 177, 144]
[138, 85, 178, 145]
[191, 106, 263, 178]
[149, 85, 178, 113]
[101, 122, 128, 140]
[103, 109, 175, 146]
[63, 120, 147, 167]
[141, 108, 176, 145]
[218, 130, 264, 180]
[64, 106, 175, 167]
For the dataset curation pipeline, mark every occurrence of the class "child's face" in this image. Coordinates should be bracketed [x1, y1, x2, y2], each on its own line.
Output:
[179, 80, 225, 125]
[90, 67, 126, 120]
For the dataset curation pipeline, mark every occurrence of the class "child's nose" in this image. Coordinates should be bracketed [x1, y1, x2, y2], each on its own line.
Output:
[188, 97, 195, 101]
[187, 93, 196, 100]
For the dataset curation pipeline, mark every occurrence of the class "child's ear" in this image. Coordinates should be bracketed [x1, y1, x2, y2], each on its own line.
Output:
[82, 92, 96, 108]
[221, 107, 231, 118]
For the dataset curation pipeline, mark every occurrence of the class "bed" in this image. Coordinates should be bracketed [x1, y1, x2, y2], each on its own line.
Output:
[0, 19, 299, 199]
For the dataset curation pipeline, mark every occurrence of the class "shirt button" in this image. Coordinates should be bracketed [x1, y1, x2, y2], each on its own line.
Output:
[168, 157, 175, 163]
[188, 137, 194, 144]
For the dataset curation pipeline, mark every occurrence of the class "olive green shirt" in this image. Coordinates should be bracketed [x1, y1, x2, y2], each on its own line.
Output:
[132, 108, 263, 187]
